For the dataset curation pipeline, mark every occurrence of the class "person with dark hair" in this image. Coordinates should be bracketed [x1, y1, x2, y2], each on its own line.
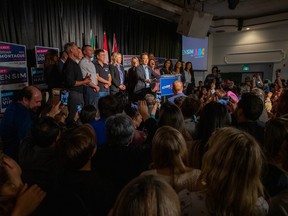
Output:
[190, 101, 231, 169]
[148, 53, 155, 60]
[160, 59, 173, 75]
[183, 61, 195, 95]
[18, 117, 61, 191]
[43, 49, 62, 95]
[250, 88, 269, 125]
[0, 85, 62, 161]
[174, 96, 187, 108]
[148, 58, 161, 92]
[204, 66, 221, 88]
[54, 124, 114, 216]
[63, 42, 91, 120]
[79, 45, 100, 108]
[158, 102, 192, 145]
[127, 57, 139, 101]
[80, 105, 98, 124]
[134, 53, 156, 100]
[233, 92, 265, 144]
[262, 117, 288, 198]
[0, 152, 46, 216]
[92, 113, 151, 198]
[0, 86, 42, 160]
[181, 95, 201, 137]
[172, 60, 185, 84]
[267, 132, 288, 216]
[57, 51, 68, 74]
[94, 49, 112, 98]
[124, 105, 147, 145]
[90, 95, 121, 147]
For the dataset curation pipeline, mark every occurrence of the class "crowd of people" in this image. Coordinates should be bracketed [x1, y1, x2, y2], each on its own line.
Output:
[0, 41, 288, 216]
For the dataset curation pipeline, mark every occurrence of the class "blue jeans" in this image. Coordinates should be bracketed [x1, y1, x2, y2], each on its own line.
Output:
[84, 86, 100, 108]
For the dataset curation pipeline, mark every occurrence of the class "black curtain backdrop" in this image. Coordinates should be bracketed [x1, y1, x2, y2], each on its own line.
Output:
[0, 0, 182, 67]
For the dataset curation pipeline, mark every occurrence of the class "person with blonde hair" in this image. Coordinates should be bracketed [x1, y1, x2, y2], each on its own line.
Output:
[109, 52, 126, 95]
[179, 127, 268, 216]
[141, 126, 201, 192]
[110, 175, 181, 216]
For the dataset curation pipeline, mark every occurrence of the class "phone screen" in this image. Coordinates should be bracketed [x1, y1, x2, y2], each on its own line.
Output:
[156, 91, 161, 102]
[60, 90, 69, 106]
[77, 104, 82, 113]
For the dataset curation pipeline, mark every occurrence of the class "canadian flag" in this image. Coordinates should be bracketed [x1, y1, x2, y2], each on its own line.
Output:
[112, 33, 118, 53]
[103, 32, 109, 64]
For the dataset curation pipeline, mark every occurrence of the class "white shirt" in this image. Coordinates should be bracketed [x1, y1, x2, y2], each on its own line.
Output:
[142, 65, 150, 88]
[79, 58, 97, 85]
[184, 70, 192, 83]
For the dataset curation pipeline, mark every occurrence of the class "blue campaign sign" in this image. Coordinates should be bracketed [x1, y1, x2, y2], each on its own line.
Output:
[0, 41, 26, 67]
[160, 76, 178, 96]
[0, 89, 21, 112]
[31, 67, 48, 89]
[123, 55, 138, 71]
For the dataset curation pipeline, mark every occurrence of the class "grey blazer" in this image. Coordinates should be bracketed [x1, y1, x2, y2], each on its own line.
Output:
[134, 65, 154, 93]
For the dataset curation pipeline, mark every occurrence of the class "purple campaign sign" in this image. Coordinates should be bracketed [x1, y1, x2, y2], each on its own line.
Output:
[0, 41, 26, 67]
[0, 67, 28, 85]
[35, 46, 59, 68]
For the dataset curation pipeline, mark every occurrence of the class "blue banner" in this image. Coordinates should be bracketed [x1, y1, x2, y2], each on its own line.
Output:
[0, 41, 26, 67]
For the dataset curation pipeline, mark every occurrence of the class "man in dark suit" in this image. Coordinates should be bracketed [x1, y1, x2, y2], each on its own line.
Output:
[133, 52, 156, 101]
[109, 52, 126, 95]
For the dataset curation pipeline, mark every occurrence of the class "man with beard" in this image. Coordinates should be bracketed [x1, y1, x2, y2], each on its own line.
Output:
[0, 86, 43, 161]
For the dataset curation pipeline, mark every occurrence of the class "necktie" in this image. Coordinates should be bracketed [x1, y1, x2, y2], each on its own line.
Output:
[144, 66, 150, 88]
[117, 64, 123, 84]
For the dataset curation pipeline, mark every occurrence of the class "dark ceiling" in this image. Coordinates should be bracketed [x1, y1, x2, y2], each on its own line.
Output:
[108, 0, 288, 23]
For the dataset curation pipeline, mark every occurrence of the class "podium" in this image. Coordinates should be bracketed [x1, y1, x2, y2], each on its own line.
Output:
[159, 75, 179, 96]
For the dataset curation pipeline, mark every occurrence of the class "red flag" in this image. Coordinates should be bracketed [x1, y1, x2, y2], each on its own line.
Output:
[103, 32, 109, 64]
[112, 33, 118, 53]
